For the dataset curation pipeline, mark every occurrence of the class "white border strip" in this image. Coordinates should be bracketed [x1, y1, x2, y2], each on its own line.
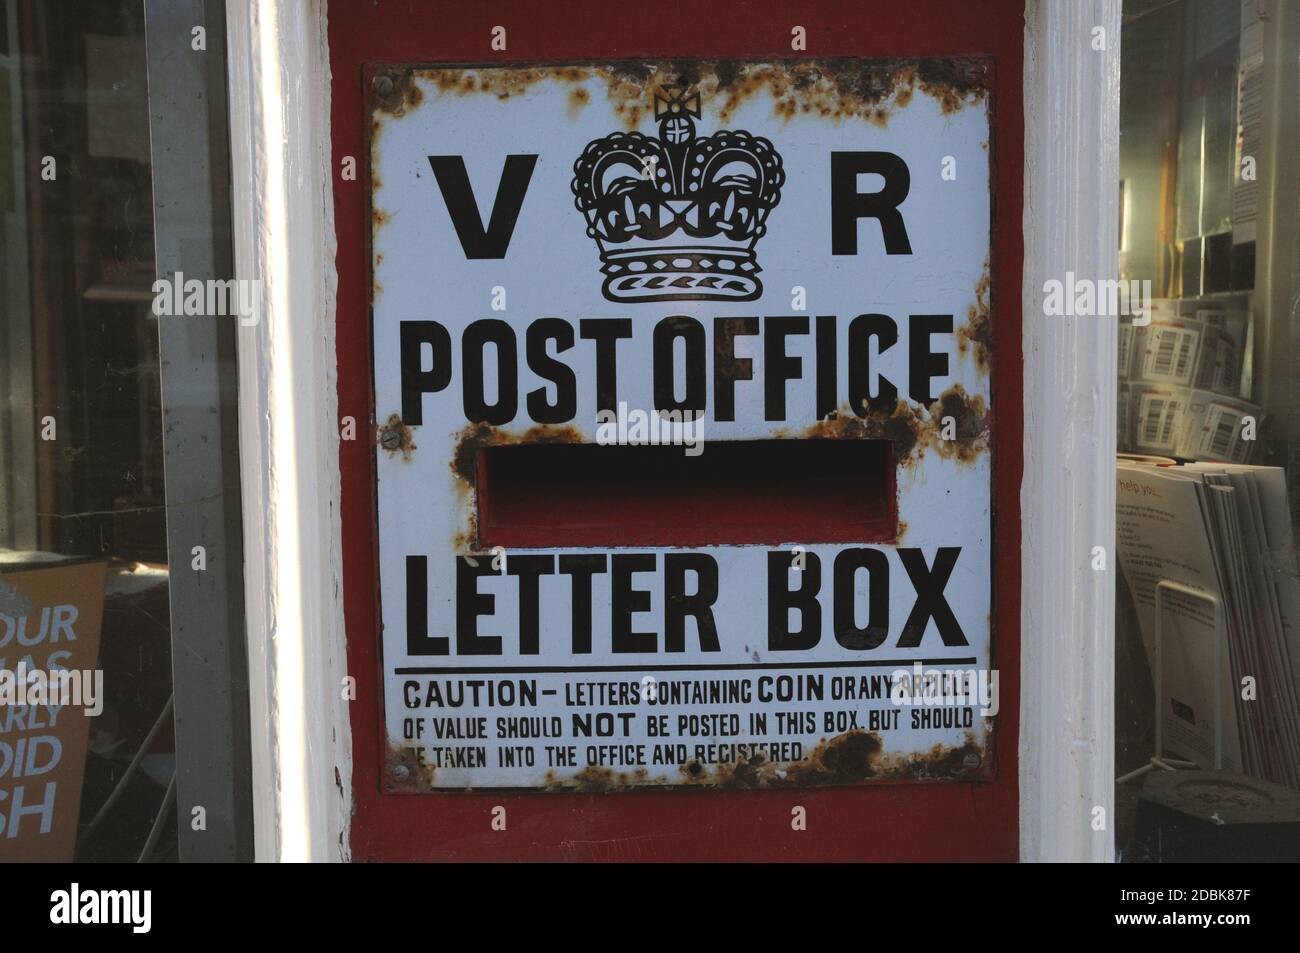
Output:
[225, 0, 351, 862]
[1020, 0, 1120, 862]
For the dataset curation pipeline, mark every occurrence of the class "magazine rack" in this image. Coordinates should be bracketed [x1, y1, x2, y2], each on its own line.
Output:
[1116, 580, 1223, 785]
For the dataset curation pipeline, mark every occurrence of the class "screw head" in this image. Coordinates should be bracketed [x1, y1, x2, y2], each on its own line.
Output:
[373, 73, 395, 96]
[381, 428, 403, 450]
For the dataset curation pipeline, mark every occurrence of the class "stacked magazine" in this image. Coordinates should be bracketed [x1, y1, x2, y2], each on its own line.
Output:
[1116, 457, 1300, 789]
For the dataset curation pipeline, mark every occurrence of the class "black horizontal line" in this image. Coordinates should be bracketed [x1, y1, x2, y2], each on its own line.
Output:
[394, 658, 979, 675]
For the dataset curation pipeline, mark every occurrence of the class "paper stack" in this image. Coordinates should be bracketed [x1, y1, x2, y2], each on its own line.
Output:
[1116, 458, 1300, 789]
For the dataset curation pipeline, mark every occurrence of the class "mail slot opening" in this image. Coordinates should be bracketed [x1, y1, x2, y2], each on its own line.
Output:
[475, 439, 895, 548]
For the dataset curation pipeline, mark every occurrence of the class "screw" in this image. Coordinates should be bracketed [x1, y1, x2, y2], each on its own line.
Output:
[373, 73, 395, 97]
[381, 428, 403, 451]
[392, 764, 410, 781]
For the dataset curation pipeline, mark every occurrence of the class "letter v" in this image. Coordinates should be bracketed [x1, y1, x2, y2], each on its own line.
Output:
[427, 155, 538, 259]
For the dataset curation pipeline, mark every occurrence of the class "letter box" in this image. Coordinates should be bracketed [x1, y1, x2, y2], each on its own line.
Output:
[331, 0, 1024, 861]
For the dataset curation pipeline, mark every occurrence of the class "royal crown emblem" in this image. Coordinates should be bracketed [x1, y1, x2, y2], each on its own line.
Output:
[571, 86, 785, 303]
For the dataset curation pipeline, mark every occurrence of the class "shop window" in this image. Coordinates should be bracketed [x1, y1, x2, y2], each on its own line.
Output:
[1115, 0, 1300, 861]
[0, 0, 247, 862]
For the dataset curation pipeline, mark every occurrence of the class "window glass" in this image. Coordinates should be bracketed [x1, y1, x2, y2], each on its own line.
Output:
[0, 0, 242, 862]
[1116, 0, 1300, 861]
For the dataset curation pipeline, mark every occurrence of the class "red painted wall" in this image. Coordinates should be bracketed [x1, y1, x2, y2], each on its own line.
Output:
[329, 0, 1024, 861]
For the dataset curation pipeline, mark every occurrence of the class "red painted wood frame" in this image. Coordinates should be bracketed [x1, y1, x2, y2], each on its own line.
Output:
[330, 0, 1024, 862]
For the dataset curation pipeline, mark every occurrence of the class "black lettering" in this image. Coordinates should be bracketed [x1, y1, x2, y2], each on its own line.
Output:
[399, 321, 452, 425]
[833, 548, 889, 650]
[456, 555, 502, 655]
[909, 314, 952, 404]
[559, 554, 607, 655]
[579, 319, 632, 415]
[611, 554, 657, 653]
[406, 555, 447, 655]
[897, 547, 967, 647]
[764, 316, 808, 422]
[653, 316, 707, 413]
[526, 319, 577, 423]
[664, 553, 720, 653]
[848, 313, 899, 416]
[507, 554, 555, 655]
[831, 152, 913, 255]
[815, 315, 837, 421]
[713, 317, 758, 422]
[427, 154, 537, 259]
[767, 550, 821, 650]
[462, 319, 518, 425]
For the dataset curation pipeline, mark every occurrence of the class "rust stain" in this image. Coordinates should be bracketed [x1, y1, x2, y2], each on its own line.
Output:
[572, 764, 618, 792]
[450, 422, 584, 551]
[567, 86, 590, 118]
[928, 384, 988, 464]
[802, 400, 923, 465]
[381, 59, 988, 135]
[714, 752, 778, 788]
[372, 68, 423, 117]
[451, 420, 584, 487]
[395, 730, 985, 792]
[956, 256, 992, 372]
[879, 731, 984, 780]
[424, 65, 590, 102]
[800, 382, 988, 470]
[543, 765, 653, 792]
[915, 59, 989, 115]
[452, 507, 479, 552]
[385, 740, 436, 791]
[708, 60, 988, 127]
[378, 413, 416, 459]
[675, 752, 781, 789]
[784, 730, 884, 784]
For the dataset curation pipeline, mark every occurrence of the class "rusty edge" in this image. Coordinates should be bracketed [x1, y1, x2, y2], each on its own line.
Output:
[368, 57, 994, 256]
[385, 728, 987, 794]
